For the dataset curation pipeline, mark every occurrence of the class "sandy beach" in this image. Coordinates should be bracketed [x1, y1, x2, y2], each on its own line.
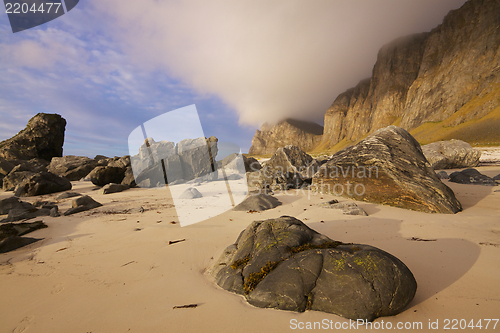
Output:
[0, 165, 499, 333]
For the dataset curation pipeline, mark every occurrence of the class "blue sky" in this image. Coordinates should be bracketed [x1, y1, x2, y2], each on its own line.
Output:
[0, 0, 466, 157]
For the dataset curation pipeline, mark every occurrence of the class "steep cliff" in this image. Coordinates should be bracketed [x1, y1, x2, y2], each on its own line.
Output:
[249, 119, 323, 155]
[320, 0, 500, 150]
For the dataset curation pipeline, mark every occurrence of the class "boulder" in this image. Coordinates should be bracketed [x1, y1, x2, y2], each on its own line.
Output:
[64, 195, 102, 216]
[102, 183, 129, 194]
[179, 187, 203, 199]
[258, 145, 314, 190]
[177, 136, 218, 181]
[422, 140, 481, 170]
[1, 207, 51, 222]
[2, 171, 35, 191]
[121, 166, 136, 187]
[56, 191, 81, 200]
[233, 194, 282, 212]
[312, 126, 462, 214]
[0, 197, 35, 215]
[88, 166, 126, 187]
[48, 155, 97, 181]
[319, 201, 368, 216]
[0, 236, 41, 253]
[0, 113, 66, 161]
[449, 169, 498, 186]
[107, 155, 131, 169]
[0, 221, 47, 239]
[210, 216, 416, 321]
[14, 171, 72, 197]
[9, 158, 50, 173]
[436, 171, 449, 179]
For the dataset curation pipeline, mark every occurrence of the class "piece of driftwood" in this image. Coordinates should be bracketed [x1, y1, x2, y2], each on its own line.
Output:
[173, 304, 197, 309]
[169, 239, 186, 245]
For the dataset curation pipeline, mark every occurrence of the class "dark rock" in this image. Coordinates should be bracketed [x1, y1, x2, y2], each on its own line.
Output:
[2, 171, 35, 191]
[102, 183, 129, 194]
[422, 140, 481, 169]
[121, 166, 136, 187]
[0, 197, 35, 215]
[449, 169, 498, 186]
[50, 207, 60, 217]
[249, 119, 324, 155]
[107, 155, 131, 169]
[0, 158, 15, 176]
[63, 195, 102, 216]
[1, 207, 51, 222]
[493, 173, 500, 181]
[319, 201, 368, 216]
[436, 171, 449, 179]
[14, 171, 72, 197]
[48, 155, 97, 181]
[233, 194, 282, 212]
[0, 221, 47, 239]
[312, 126, 462, 214]
[0, 236, 41, 253]
[88, 166, 126, 187]
[9, 158, 50, 174]
[210, 216, 416, 321]
[0, 113, 66, 161]
[56, 192, 81, 200]
[179, 187, 203, 199]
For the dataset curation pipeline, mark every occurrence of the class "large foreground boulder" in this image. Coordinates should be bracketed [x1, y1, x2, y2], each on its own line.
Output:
[422, 140, 481, 170]
[210, 216, 416, 321]
[0, 113, 66, 161]
[312, 126, 462, 214]
[14, 171, 72, 197]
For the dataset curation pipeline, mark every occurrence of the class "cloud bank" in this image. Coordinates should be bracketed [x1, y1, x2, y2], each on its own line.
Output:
[93, 0, 466, 126]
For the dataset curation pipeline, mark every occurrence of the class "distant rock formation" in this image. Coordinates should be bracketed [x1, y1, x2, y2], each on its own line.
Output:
[249, 119, 323, 155]
[320, 0, 500, 149]
[0, 113, 66, 161]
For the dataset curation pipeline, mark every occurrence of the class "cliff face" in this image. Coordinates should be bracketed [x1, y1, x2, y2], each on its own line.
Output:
[321, 0, 500, 149]
[249, 119, 323, 155]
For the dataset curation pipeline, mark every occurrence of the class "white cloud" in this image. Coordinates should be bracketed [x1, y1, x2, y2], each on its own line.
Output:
[90, 0, 467, 126]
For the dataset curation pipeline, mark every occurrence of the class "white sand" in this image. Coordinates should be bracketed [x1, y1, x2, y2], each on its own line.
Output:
[1, 167, 499, 332]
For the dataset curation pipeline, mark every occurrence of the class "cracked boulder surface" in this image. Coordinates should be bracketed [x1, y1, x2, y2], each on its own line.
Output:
[210, 216, 417, 321]
[312, 126, 462, 214]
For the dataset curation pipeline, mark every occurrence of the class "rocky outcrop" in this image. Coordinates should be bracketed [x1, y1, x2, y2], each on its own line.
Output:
[210, 216, 417, 321]
[422, 140, 481, 169]
[0, 197, 35, 215]
[0, 113, 66, 161]
[320, 0, 500, 149]
[249, 119, 323, 155]
[312, 126, 462, 214]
